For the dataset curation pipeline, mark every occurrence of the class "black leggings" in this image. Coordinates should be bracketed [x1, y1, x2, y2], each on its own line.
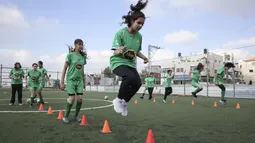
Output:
[113, 65, 142, 102]
[10, 84, 23, 104]
[164, 87, 172, 100]
[148, 87, 154, 100]
[218, 84, 226, 91]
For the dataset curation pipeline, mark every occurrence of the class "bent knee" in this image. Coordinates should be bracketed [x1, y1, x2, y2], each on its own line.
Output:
[77, 95, 83, 102]
[68, 96, 75, 104]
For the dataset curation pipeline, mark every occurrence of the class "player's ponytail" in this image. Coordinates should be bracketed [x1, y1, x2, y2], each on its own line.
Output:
[196, 63, 204, 71]
[120, 0, 148, 26]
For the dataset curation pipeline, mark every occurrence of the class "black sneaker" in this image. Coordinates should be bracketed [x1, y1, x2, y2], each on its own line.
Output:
[191, 92, 197, 98]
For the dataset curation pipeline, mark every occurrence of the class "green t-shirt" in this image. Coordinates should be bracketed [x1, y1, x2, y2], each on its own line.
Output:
[146, 77, 155, 88]
[37, 67, 47, 82]
[214, 66, 225, 85]
[27, 70, 42, 87]
[165, 73, 173, 87]
[9, 69, 24, 84]
[191, 69, 200, 83]
[109, 27, 142, 71]
[65, 52, 86, 81]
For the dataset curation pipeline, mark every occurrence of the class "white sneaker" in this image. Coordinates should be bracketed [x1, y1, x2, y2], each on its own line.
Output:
[121, 100, 128, 116]
[113, 97, 123, 113]
[163, 99, 167, 103]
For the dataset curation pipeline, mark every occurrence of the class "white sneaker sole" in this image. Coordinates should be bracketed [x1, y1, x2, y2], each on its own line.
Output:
[113, 99, 122, 113]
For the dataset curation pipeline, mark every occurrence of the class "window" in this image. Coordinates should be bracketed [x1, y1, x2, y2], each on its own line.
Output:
[249, 69, 253, 73]
[240, 65, 242, 69]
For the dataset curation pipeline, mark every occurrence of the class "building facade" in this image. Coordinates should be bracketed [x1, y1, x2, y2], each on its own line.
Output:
[157, 52, 242, 85]
[238, 58, 255, 83]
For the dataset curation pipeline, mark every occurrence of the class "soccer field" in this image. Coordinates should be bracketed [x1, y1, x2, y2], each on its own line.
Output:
[0, 89, 255, 143]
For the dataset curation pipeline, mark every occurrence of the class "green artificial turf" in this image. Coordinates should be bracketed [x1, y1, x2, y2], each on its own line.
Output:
[0, 88, 255, 143]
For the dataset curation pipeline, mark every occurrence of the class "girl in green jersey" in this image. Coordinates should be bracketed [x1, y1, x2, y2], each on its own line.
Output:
[191, 63, 204, 98]
[9, 62, 24, 106]
[214, 62, 235, 105]
[60, 39, 87, 123]
[110, 0, 149, 116]
[25, 63, 43, 107]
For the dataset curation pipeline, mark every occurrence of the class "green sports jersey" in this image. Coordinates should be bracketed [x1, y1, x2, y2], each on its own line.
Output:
[9, 69, 24, 84]
[27, 70, 42, 87]
[214, 66, 225, 85]
[146, 77, 155, 88]
[38, 67, 47, 82]
[66, 52, 86, 81]
[191, 69, 200, 83]
[165, 73, 172, 87]
[109, 27, 142, 71]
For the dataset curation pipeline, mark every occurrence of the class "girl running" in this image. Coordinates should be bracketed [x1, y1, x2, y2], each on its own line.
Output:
[110, 0, 149, 116]
[191, 63, 204, 98]
[141, 73, 155, 100]
[163, 70, 174, 103]
[214, 62, 235, 105]
[25, 63, 43, 107]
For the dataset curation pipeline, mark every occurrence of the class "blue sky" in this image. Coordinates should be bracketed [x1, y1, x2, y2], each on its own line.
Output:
[0, 0, 255, 73]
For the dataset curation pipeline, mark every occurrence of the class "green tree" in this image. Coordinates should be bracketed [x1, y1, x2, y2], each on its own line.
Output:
[102, 66, 115, 78]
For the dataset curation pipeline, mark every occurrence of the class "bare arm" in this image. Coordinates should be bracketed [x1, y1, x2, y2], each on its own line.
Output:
[61, 62, 69, 84]
[113, 46, 126, 56]
[137, 51, 147, 60]
[83, 70, 86, 88]
[25, 75, 28, 85]
[9, 70, 12, 79]
[45, 74, 50, 81]
[215, 73, 218, 83]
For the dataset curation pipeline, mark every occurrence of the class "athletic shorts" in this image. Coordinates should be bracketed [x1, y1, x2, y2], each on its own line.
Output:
[191, 81, 202, 88]
[29, 86, 39, 91]
[66, 80, 84, 95]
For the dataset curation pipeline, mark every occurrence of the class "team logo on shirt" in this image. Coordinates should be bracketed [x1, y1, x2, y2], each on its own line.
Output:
[76, 64, 82, 70]
[32, 76, 37, 81]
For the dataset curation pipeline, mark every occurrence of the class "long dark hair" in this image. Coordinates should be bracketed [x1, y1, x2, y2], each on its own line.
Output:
[196, 63, 204, 71]
[224, 62, 235, 68]
[14, 62, 22, 70]
[120, 0, 148, 27]
[67, 39, 88, 59]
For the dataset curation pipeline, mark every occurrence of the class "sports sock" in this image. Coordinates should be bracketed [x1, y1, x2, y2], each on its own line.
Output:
[193, 88, 202, 95]
[75, 102, 82, 117]
[221, 90, 225, 100]
[38, 93, 44, 103]
[65, 103, 73, 118]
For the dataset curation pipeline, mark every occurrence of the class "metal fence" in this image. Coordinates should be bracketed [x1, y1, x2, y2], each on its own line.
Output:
[1, 64, 255, 99]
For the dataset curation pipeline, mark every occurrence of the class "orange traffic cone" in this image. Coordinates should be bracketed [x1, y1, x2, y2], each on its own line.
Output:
[191, 100, 195, 105]
[153, 98, 156, 102]
[47, 106, 53, 114]
[146, 129, 155, 143]
[80, 115, 88, 126]
[213, 101, 218, 107]
[172, 99, 175, 104]
[39, 104, 44, 111]
[101, 120, 111, 133]
[236, 103, 240, 109]
[134, 99, 138, 104]
[57, 110, 64, 120]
